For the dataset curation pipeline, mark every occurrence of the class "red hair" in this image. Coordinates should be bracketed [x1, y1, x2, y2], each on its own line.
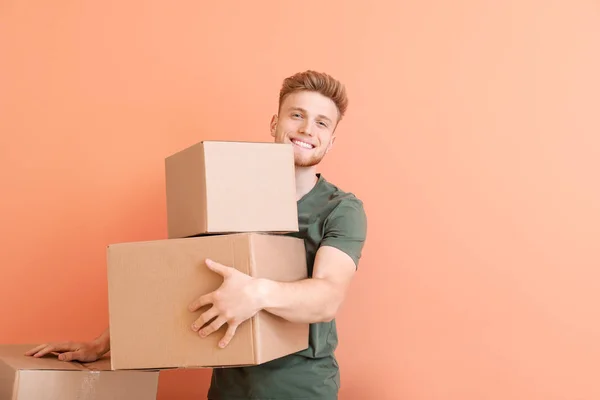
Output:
[279, 70, 348, 121]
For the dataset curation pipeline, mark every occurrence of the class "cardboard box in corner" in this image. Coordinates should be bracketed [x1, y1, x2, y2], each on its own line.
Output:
[107, 233, 309, 370]
[0, 344, 159, 400]
[164, 141, 299, 238]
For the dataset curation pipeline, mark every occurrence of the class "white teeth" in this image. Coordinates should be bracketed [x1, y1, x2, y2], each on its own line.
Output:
[292, 140, 313, 149]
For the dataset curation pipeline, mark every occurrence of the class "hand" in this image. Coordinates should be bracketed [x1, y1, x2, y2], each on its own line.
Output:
[188, 258, 264, 348]
[24, 340, 106, 362]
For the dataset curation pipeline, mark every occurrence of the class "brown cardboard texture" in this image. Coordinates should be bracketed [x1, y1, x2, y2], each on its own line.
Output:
[0, 344, 159, 400]
[164, 140, 299, 238]
[107, 233, 309, 370]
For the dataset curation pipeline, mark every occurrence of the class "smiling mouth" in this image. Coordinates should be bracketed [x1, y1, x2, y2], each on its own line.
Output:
[291, 139, 315, 149]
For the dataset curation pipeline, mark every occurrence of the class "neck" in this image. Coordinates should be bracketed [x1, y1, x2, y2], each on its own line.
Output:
[294, 165, 318, 201]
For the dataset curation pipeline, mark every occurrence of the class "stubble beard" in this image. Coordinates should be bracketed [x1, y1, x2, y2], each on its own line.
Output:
[294, 151, 325, 167]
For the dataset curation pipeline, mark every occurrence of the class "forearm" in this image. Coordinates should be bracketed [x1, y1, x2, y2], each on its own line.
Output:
[256, 277, 342, 324]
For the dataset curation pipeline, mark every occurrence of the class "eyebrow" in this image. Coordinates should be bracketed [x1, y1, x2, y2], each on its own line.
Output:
[288, 107, 333, 124]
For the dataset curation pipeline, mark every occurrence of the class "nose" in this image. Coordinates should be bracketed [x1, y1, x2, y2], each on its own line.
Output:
[299, 120, 313, 136]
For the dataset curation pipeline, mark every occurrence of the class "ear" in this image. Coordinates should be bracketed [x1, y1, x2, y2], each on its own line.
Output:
[270, 115, 278, 137]
[325, 134, 336, 154]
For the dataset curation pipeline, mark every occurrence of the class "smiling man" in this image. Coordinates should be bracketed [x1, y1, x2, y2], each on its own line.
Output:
[192, 70, 368, 400]
[26, 70, 367, 400]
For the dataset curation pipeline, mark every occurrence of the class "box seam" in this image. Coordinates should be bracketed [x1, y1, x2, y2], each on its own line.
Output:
[105, 245, 118, 371]
[201, 143, 208, 233]
[248, 234, 260, 365]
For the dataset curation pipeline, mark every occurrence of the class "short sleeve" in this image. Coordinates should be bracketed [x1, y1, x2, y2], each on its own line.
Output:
[320, 198, 368, 269]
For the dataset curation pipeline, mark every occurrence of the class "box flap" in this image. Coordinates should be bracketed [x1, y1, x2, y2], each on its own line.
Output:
[249, 234, 310, 364]
[232, 234, 256, 363]
[0, 344, 110, 371]
[202, 141, 298, 234]
[249, 234, 308, 281]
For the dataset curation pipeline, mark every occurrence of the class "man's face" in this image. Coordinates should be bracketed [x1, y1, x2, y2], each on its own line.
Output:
[270, 90, 339, 167]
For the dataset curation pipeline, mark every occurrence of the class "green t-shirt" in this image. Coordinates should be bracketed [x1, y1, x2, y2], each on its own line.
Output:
[207, 174, 368, 400]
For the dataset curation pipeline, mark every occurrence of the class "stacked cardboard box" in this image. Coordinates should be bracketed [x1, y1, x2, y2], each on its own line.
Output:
[0, 344, 159, 400]
[106, 141, 309, 370]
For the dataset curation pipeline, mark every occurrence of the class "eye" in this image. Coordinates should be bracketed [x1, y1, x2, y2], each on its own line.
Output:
[317, 121, 328, 127]
[291, 113, 302, 118]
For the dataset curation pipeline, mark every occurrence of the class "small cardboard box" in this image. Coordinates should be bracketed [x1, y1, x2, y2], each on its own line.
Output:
[0, 344, 159, 400]
[164, 140, 299, 238]
[107, 233, 309, 370]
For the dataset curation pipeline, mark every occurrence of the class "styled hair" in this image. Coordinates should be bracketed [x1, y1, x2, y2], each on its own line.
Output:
[278, 70, 348, 121]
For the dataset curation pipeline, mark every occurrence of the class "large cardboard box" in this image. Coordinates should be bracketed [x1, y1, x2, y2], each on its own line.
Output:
[165, 141, 299, 238]
[0, 344, 159, 400]
[107, 233, 309, 370]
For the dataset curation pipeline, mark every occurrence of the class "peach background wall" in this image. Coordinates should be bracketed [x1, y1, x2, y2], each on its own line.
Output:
[2, 1, 599, 399]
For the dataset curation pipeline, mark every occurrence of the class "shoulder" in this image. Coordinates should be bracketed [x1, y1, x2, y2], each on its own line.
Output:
[320, 177, 367, 223]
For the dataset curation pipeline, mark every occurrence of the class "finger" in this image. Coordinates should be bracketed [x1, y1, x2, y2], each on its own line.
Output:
[205, 259, 231, 277]
[218, 323, 239, 348]
[24, 344, 48, 356]
[199, 316, 227, 338]
[188, 293, 212, 312]
[31, 343, 76, 358]
[58, 351, 83, 362]
[191, 306, 218, 331]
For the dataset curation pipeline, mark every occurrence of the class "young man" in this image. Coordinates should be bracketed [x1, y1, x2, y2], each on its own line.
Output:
[26, 70, 368, 400]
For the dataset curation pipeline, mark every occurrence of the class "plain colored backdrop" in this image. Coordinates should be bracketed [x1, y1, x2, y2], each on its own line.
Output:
[1, 1, 599, 399]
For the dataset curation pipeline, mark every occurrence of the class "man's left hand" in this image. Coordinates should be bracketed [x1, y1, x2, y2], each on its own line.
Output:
[188, 259, 263, 348]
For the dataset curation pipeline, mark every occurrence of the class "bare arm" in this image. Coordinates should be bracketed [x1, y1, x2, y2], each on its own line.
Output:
[255, 200, 367, 324]
[188, 199, 367, 347]
[255, 245, 357, 323]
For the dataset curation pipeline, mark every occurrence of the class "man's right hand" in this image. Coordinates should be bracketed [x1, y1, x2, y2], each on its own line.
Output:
[25, 341, 105, 362]
[25, 328, 110, 362]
